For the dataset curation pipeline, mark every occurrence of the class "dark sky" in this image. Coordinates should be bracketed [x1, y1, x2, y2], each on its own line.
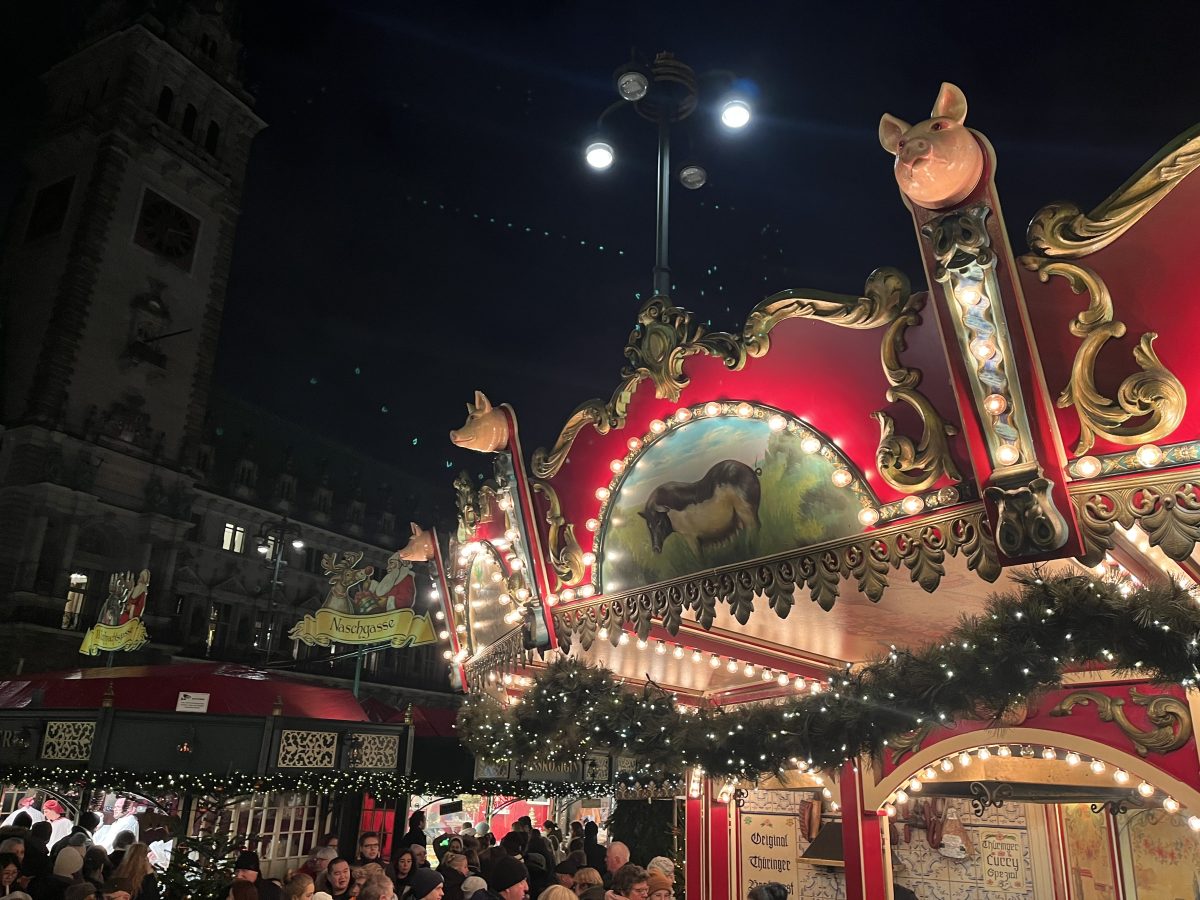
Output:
[7, 1, 1200, 497]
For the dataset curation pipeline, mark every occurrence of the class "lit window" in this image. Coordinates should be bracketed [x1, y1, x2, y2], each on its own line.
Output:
[222, 522, 246, 553]
[63, 573, 88, 630]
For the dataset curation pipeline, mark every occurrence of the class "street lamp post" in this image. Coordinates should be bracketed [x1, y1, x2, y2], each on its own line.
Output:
[585, 53, 752, 301]
[255, 517, 304, 666]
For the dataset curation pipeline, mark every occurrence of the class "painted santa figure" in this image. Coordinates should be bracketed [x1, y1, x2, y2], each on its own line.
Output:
[357, 551, 415, 613]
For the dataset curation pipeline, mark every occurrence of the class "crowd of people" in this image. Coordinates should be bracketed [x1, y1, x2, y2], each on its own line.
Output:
[232, 812, 686, 900]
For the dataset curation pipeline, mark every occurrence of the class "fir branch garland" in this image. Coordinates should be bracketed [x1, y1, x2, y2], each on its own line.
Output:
[458, 573, 1200, 780]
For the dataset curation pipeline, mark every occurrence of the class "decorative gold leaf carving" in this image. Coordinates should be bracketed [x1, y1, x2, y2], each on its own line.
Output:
[1027, 123, 1200, 257]
[534, 268, 911, 480]
[1133, 482, 1200, 562]
[872, 293, 963, 493]
[532, 479, 585, 588]
[1020, 257, 1186, 454]
[1050, 687, 1192, 756]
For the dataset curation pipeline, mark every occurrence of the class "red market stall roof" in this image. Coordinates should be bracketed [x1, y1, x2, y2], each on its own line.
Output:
[358, 695, 458, 738]
[0, 662, 450, 727]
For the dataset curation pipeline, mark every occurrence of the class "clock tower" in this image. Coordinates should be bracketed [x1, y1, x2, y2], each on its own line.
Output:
[0, 0, 265, 465]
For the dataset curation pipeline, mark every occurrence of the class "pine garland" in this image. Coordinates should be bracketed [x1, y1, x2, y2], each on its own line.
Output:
[458, 573, 1200, 780]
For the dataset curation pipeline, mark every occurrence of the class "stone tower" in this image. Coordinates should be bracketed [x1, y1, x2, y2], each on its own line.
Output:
[0, 0, 265, 465]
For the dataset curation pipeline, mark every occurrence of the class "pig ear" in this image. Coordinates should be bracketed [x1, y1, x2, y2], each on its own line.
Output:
[931, 82, 967, 124]
[410, 522, 420, 535]
[465, 402, 475, 415]
[475, 391, 493, 413]
[878, 114, 909, 155]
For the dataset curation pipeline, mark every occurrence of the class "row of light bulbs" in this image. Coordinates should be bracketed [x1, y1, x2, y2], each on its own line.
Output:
[1074, 443, 1167, 479]
[880, 745, 1199, 830]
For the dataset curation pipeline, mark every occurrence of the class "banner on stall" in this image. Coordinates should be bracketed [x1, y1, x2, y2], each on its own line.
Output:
[980, 829, 1026, 891]
[740, 813, 800, 898]
[79, 618, 149, 655]
[289, 607, 436, 648]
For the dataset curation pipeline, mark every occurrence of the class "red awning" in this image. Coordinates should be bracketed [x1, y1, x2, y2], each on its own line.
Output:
[359, 695, 459, 737]
[0, 662, 374, 722]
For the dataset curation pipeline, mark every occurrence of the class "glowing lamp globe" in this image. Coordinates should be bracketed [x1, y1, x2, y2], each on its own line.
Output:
[720, 99, 751, 129]
[585, 141, 615, 170]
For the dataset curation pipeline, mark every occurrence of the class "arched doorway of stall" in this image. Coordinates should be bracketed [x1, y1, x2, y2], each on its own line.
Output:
[867, 728, 1200, 900]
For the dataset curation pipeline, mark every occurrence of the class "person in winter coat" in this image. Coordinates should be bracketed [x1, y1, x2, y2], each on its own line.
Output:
[401, 869, 442, 900]
[570, 867, 603, 900]
[398, 814, 427, 852]
[433, 854, 467, 900]
[580, 826, 604, 879]
[110, 845, 158, 900]
[470, 857, 526, 900]
[523, 855, 552, 900]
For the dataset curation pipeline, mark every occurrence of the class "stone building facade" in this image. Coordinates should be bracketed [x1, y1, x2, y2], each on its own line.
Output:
[0, 2, 449, 702]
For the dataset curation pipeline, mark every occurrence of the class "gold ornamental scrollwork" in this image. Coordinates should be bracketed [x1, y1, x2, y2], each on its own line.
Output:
[1050, 687, 1193, 757]
[1020, 256, 1185, 454]
[533, 267, 912, 480]
[1027, 124, 1200, 258]
[531, 479, 585, 588]
[872, 292, 963, 493]
[1069, 475, 1200, 566]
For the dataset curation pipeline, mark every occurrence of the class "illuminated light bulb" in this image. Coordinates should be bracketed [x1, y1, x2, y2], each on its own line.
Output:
[618, 632, 630, 646]
[800, 435, 821, 454]
[673, 645, 685, 659]
[829, 801, 840, 813]
[498, 495, 514, 511]
[438, 630, 450, 640]
[809, 682, 822, 695]
[996, 745, 1012, 758]
[727, 658, 738, 672]
[598, 626, 609, 640]
[1163, 797, 1181, 814]
[901, 495, 924, 515]
[491, 571, 504, 583]
[691, 649, 702, 663]
[675, 407, 692, 423]
[761, 668, 774, 682]
[516, 588, 529, 600]
[585, 518, 600, 532]
[545, 594, 558, 607]
[1074, 455, 1101, 479]
[498, 593, 511, 605]
[582, 552, 596, 566]
[1090, 758, 1106, 774]
[1137, 781, 1154, 798]
[610, 459, 625, 474]
[768, 414, 787, 432]
[831, 468, 854, 488]
[1113, 769, 1129, 785]
[958, 751, 972, 767]
[940, 758, 955, 773]
[883, 804, 897, 818]
[649, 419, 667, 434]
[954, 281, 982, 305]
[627, 437, 643, 451]
[977, 747, 991, 761]
[1065, 752, 1081, 766]
[1188, 816, 1200, 832]
[1042, 747, 1056, 761]
[923, 767, 937, 780]
[655, 641, 666, 655]
[970, 339, 996, 360]
[442, 650, 453, 660]
[703, 402, 721, 417]
[1136, 444, 1164, 468]
[821, 787, 832, 800]
[579, 584, 596, 598]
[744, 663, 756, 677]
[502, 673, 513, 685]
[595, 487, 611, 501]
[794, 677, 804, 689]
[710, 654, 721, 668]
[736, 402, 753, 418]
[505, 528, 520, 542]
[909, 779, 922, 793]
[858, 507, 880, 527]
[777, 672, 790, 686]
[561, 588, 576, 601]
[718, 783, 735, 804]
[435, 610, 446, 620]
[454, 584, 465, 594]
[455, 624, 467, 633]
[895, 790, 909, 804]
[982, 393, 1007, 415]
[995, 443, 1021, 466]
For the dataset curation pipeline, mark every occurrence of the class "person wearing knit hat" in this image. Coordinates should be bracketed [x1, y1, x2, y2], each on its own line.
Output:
[484, 856, 527, 900]
[53, 846, 84, 878]
[459, 876, 486, 900]
[406, 868, 444, 900]
[553, 857, 577, 888]
[645, 872, 672, 900]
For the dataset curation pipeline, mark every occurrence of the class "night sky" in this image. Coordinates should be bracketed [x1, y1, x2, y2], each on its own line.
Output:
[5, 1, 1200, 501]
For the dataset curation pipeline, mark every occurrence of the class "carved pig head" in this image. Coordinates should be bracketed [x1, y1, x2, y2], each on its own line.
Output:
[984, 477, 1069, 558]
[879, 82, 984, 209]
[398, 522, 436, 562]
[450, 390, 509, 453]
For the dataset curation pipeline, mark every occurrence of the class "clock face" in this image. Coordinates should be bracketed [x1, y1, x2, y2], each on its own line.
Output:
[133, 188, 200, 270]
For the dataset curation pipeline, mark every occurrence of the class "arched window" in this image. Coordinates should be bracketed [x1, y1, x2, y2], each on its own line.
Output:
[156, 86, 174, 122]
[182, 103, 197, 139]
[204, 121, 220, 155]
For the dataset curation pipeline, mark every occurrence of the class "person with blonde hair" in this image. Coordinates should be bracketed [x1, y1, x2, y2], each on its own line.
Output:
[537, 888, 574, 900]
[571, 868, 603, 900]
[283, 874, 314, 900]
[111, 845, 159, 900]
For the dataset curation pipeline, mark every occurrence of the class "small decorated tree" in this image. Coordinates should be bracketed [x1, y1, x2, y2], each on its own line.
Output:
[159, 797, 247, 900]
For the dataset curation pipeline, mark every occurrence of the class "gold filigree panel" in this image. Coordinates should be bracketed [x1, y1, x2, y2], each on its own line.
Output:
[1068, 472, 1200, 566]
[1050, 688, 1192, 757]
[42, 721, 95, 761]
